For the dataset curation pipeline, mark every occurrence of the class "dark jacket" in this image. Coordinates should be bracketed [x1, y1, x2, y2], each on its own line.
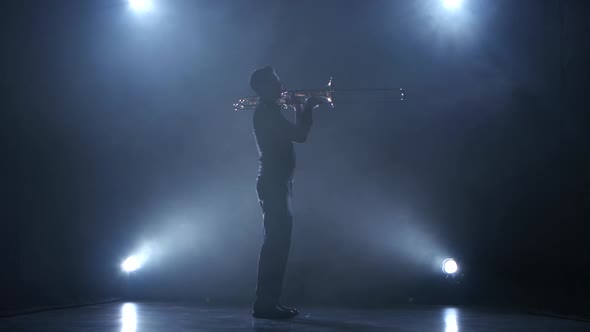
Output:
[253, 102, 313, 180]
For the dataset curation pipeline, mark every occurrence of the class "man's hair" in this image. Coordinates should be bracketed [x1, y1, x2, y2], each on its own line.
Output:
[249, 65, 275, 94]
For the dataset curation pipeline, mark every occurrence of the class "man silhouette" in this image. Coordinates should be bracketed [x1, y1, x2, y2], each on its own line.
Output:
[250, 66, 325, 319]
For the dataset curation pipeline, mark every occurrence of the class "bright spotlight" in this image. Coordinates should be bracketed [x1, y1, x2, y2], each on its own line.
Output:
[128, 0, 153, 12]
[442, 258, 458, 274]
[121, 255, 143, 272]
[442, 0, 463, 10]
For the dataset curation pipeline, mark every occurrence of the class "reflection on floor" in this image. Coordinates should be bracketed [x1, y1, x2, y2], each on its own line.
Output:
[1, 302, 588, 331]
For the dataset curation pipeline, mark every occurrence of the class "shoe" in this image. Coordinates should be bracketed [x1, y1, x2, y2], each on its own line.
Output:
[278, 304, 299, 316]
[252, 304, 298, 319]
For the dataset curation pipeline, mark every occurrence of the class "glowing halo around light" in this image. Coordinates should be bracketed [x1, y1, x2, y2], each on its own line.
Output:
[442, 258, 458, 274]
[442, 0, 463, 10]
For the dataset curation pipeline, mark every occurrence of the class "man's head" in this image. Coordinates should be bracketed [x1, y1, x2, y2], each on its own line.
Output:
[250, 66, 283, 103]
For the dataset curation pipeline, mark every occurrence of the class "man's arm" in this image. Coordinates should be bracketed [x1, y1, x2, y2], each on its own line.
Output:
[291, 104, 313, 143]
[262, 96, 327, 143]
[262, 103, 313, 143]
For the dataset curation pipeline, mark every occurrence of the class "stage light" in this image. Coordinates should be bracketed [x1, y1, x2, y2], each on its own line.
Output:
[442, 0, 463, 10]
[442, 258, 458, 274]
[121, 255, 143, 272]
[128, 0, 153, 12]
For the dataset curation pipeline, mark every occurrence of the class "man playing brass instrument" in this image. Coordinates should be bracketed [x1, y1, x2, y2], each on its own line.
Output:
[250, 66, 326, 319]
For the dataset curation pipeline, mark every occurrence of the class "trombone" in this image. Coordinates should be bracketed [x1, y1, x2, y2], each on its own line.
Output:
[233, 78, 335, 112]
[233, 78, 404, 112]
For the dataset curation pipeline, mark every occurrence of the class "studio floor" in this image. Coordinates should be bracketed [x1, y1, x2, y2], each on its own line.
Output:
[1, 302, 588, 331]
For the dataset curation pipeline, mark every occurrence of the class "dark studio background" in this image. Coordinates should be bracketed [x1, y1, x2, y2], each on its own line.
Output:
[2, 0, 589, 314]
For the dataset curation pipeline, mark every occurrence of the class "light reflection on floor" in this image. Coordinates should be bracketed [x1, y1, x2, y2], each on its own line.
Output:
[120, 303, 137, 332]
[444, 307, 459, 332]
[2, 302, 588, 332]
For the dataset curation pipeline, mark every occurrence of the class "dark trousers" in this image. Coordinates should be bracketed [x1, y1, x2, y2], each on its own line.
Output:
[255, 175, 293, 306]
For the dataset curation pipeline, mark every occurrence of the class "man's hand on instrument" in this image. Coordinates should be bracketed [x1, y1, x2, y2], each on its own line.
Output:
[305, 96, 330, 110]
[284, 92, 305, 106]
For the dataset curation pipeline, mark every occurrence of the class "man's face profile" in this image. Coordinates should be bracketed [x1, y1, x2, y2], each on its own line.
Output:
[263, 72, 283, 101]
